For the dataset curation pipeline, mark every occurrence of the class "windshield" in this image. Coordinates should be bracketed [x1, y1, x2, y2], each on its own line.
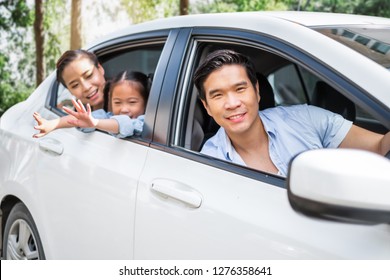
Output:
[315, 26, 390, 70]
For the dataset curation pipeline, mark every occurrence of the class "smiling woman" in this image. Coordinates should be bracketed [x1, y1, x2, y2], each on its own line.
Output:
[32, 49, 107, 138]
[56, 49, 106, 110]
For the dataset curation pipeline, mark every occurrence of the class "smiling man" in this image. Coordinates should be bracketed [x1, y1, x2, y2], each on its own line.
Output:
[193, 49, 390, 176]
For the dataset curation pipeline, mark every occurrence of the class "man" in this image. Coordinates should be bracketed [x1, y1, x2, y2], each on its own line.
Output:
[193, 49, 390, 176]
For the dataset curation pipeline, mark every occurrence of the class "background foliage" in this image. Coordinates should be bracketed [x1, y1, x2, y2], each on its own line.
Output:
[1, 0, 389, 115]
[0, 0, 33, 115]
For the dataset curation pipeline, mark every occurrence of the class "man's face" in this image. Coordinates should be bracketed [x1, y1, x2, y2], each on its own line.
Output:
[201, 64, 260, 138]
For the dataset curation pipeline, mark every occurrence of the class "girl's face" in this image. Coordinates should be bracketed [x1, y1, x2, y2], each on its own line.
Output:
[111, 81, 145, 118]
[62, 57, 106, 109]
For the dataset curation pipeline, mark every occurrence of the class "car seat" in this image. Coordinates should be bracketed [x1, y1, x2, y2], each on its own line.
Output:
[257, 72, 275, 110]
[312, 81, 356, 121]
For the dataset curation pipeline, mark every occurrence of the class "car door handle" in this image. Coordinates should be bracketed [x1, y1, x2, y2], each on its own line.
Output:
[151, 179, 202, 208]
[38, 138, 64, 155]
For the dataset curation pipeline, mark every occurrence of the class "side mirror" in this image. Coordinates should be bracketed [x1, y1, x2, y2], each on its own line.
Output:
[287, 149, 390, 224]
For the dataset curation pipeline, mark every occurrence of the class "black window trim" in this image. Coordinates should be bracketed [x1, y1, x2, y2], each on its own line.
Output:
[46, 29, 174, 144]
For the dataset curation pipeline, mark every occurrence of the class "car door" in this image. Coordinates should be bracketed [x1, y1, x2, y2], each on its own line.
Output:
[134, 28, 390, 259]
[0, 30, 178, 259]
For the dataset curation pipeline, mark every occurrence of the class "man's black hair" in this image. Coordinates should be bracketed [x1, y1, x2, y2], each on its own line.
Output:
[193, 49, 257, 102]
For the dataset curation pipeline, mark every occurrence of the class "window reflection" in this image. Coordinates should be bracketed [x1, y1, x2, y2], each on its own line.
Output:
[316, 27, 390, 69]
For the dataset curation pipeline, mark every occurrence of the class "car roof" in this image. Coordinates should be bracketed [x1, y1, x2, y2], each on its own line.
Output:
[90, 11, 390, 47]
[257, 11, 390, 26]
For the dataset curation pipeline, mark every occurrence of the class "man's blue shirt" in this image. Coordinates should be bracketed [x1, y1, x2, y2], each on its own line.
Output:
[200, 104, 352, 176]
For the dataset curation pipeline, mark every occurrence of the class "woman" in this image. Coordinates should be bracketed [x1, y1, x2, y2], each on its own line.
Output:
[33, 50, 107, 138]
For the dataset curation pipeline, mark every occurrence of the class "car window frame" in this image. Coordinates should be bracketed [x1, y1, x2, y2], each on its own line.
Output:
[45, 29, 174, 143]
[157, 27, 389, 187]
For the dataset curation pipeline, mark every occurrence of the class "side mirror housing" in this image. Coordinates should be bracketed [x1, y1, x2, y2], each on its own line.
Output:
[287, 149, 390, 224]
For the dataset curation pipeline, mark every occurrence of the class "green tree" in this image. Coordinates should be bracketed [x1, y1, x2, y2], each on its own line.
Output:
[43, 0, 65, 74]
[194, 0, 389, 16]
[298, 0, 358, 13]
[287, 0, 389, 17]
[193, 0, 287, 13]
[35, 0, 45, 86]
[0, 0, 64, 115]
[354, 0, 390, 18]
[71, 0, 82, 49]
[121, 0, 179, 23]
[0, 0, 34, 115]
[180, 0, 189, 15]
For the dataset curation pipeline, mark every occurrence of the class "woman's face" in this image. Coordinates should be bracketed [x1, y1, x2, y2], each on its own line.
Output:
[111, 82, 145, 118]
[62, 57, 106, 109]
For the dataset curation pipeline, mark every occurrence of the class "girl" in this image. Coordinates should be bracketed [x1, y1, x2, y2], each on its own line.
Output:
[33, 49, 107, 138]
[63, 70, 150, 138]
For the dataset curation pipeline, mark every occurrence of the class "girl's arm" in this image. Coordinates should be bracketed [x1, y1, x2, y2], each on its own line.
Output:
[33, 112, 76, 138]
[94, 119, 120, 134]
[63, 99, 120, 134]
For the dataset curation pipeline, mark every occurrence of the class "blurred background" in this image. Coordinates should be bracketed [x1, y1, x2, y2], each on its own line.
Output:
[1, 0, 389, 115]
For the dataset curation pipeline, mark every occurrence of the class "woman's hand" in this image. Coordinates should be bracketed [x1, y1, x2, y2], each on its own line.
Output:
[33, 112, 58, 138]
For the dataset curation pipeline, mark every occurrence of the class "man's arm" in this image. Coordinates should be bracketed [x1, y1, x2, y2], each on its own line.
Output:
[339, 124, 390, 156]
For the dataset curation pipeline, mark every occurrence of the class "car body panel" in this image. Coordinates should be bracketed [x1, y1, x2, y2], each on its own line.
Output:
[135, 148, 390, 259]
[0, 76, 149, 259]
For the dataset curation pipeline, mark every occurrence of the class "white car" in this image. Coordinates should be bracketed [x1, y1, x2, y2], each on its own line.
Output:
[1, 11, 390, 260]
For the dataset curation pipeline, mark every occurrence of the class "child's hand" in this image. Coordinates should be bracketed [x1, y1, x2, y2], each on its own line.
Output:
[33, 112, 56, 138]
[63, 99, 99, 128]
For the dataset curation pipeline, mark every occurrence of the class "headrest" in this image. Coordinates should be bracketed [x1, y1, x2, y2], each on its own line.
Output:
[256, 73, 275, 110]
[312, 81, 355, 121]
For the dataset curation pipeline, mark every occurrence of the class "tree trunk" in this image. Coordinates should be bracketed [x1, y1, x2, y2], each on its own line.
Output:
[180, 0, 189, 15]
[34, 0, 45, 86]
[71, 0, 82, 49]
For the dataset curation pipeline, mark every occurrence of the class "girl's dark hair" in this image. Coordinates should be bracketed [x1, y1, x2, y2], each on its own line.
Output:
[106, 70, 152, 111]
[193, 49, 257, 102]
[56, 49, 99, 87]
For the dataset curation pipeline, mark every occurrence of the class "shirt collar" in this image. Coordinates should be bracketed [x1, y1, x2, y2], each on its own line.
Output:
[215, 111, 282, 176]
[259, 111, 276, 137]
[217, 125, 246, 166]
[217, 112, 277, 166]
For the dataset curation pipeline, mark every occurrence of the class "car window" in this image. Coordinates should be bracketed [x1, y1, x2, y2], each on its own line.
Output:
[268, 63, 387, 131]
[173, 37, 388, 179]
[179, 41, 316, 153]
[56, 85, 74, 112]
[100, 46, 163, 80]
[314, 27, 390, 70]
[268, 64, 309, 105]
[53, 43, 165, 125]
